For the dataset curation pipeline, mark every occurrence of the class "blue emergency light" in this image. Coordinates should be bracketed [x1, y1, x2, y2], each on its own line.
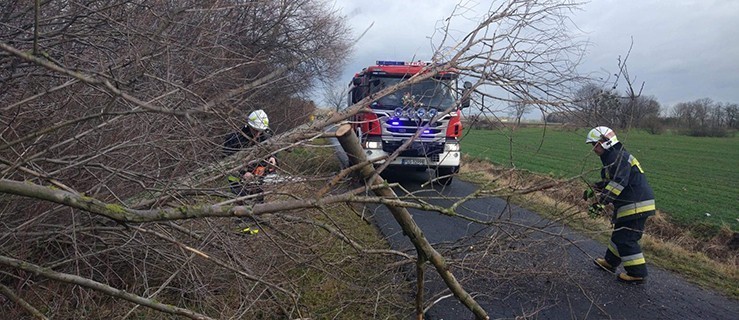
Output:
[376, 60, 405, 66]
[376, 60, 431, 66]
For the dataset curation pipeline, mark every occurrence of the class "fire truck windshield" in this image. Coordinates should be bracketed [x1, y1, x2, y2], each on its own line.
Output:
[368, 77, 455, 110]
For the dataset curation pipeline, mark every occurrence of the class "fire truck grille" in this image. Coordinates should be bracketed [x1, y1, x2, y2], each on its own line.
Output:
[387, 127, 443, 134]
[384, 119, 445, 137]
[382, 141, 444, 158]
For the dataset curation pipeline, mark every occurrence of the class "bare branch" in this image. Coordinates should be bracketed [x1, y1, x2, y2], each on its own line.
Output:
[0, 255, 215, 320]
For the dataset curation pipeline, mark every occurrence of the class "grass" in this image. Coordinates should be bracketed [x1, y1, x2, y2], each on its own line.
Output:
[461, 127, 739, 233]
[278, 203, 409, 318]
[272, 140, 412, 317]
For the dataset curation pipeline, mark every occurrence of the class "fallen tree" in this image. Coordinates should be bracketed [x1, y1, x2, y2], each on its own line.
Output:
[1, 1, 585, 318]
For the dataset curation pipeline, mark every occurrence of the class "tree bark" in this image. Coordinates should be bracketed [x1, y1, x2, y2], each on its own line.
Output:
[416, 255, 426, 320]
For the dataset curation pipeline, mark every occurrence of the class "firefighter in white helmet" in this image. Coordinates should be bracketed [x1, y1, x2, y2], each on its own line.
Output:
[584, 126, 655, 284]
[223, 109, 273, 156]
[223, 109, 277, 202]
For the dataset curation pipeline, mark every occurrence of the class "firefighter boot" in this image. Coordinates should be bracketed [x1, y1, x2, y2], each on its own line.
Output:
[617, 273, 645, 284]
[594, 258, 615, 273]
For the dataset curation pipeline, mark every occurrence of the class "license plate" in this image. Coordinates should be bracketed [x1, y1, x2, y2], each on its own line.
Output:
[402, 158, 426, 166]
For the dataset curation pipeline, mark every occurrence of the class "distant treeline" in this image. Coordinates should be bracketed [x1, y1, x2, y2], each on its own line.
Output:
[467, 82, 737, 137]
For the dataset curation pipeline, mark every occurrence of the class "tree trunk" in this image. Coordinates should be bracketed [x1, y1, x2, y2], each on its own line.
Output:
[335, 124, 489, 320]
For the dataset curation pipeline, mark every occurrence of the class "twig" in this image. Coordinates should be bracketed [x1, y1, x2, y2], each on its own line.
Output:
[0, 255, 214, 320]
[0, 283, 49, 320]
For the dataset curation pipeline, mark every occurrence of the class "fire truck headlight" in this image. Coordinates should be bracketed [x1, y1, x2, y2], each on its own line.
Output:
[416, 107, 426, 119]
[428, 108, 438, 119]
[366, 141, 382, 149]
[394, 108, 403, 117]
[444, 143, 460, 151]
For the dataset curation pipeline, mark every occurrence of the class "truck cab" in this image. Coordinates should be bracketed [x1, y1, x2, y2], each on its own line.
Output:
[348, 61, 469, 185]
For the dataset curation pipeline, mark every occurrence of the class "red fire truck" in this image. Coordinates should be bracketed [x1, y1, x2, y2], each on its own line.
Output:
[348, 60, 471, 185]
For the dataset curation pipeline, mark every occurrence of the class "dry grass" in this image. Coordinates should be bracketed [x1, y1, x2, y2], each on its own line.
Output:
[459, 155, 739, 298]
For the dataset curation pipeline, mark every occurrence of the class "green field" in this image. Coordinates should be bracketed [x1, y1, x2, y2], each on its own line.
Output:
[461, 127, 739, 232]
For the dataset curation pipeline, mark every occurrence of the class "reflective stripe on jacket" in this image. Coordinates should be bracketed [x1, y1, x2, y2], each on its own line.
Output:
[599, 143, 656, 223]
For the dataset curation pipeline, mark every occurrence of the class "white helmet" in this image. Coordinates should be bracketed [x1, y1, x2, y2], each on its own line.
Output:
[247, 109, 269, 131]
[585, 126, 619, 149]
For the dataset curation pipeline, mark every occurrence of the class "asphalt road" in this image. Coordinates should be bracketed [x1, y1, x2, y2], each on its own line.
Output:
[367, 168, 738, 320]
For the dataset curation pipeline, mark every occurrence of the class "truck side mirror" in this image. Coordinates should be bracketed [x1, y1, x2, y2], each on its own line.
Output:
[461, 81, 472, 108]
[352, 77, 361, 86]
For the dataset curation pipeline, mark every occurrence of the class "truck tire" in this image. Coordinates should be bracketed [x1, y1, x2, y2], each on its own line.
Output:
[435, 166, 459, 185]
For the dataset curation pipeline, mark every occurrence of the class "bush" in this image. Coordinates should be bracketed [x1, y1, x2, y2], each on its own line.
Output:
[681, 127, 730, 137]
[641, 116, 666, 134]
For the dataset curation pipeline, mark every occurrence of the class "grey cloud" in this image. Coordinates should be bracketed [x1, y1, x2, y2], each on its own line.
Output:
[334, 1, 739, 108]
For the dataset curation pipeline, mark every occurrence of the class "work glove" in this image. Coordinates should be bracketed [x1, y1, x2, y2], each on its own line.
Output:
[582, 188, 595, 200]
[588, 203, 606, 218]
[241, 227, 259, 235]
[593, 180, 607, 192]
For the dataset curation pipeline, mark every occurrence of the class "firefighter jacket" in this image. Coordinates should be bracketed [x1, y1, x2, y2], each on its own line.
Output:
[596, 142, 655, 223]
[223, 126, 275, 180]
[222, 126, 271, 157]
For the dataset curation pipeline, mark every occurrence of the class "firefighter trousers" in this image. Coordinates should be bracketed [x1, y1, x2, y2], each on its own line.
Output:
[604, 217, 648, 277]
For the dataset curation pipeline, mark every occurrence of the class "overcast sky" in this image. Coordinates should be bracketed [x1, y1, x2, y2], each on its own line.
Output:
[333, 0, 739, 112]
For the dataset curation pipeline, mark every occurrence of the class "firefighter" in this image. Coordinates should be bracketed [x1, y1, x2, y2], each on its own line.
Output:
[584, 126, 655, 284]
[223, 109, 277, 202]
